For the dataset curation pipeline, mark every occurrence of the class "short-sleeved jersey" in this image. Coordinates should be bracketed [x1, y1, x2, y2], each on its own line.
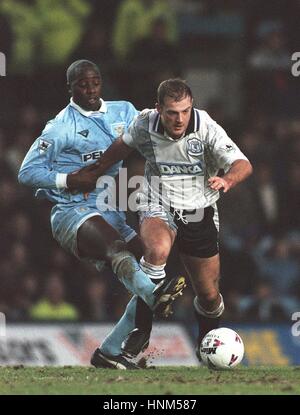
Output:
[123, 108, 248, 210]
[18, 99, 138, 205]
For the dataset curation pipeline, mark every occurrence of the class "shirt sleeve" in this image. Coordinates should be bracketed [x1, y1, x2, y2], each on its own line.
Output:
[122, 131, 135, 148]
[18, 120, 70, 190]
[125, 101, 139, 129]
[204, 112, 249, 172]
[122, 115, 140, 149]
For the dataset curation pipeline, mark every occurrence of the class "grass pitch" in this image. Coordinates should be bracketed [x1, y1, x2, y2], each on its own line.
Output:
[0, 366, 299, 395]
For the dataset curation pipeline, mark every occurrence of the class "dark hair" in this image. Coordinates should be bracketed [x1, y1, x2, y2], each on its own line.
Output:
[157, 79, 193, 105]
[66, 59, 101, 85]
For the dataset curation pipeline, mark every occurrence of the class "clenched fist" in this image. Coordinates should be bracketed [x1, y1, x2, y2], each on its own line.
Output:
[67, 162, 100, 193]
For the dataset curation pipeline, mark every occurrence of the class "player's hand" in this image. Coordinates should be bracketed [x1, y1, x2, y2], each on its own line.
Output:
[208, 176, 232, 193]
[67, 164, 99, 193]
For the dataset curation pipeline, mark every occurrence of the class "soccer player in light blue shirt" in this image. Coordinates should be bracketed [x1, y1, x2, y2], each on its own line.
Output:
[18, 60, 185, 369]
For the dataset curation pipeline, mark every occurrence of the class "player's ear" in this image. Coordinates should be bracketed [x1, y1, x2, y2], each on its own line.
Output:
[155, 102, 161, 114]
[67, 83, 72, 95]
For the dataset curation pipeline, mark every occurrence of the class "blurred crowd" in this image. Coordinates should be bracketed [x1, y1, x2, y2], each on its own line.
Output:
[0, 0, 300, 324]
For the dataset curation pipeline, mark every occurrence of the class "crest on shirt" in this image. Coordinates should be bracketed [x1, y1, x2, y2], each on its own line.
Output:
[187, 138, 203, 156]
[38, 139, 52, 153]
[111, 122, 126, 137]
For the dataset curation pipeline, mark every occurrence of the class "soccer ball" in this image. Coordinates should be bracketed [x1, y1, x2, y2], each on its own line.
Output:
[199, 327, 244, 370]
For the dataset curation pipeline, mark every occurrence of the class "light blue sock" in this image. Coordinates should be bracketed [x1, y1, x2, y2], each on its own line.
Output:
[100, 295, 138, 356]
[111, 252, 156, 308]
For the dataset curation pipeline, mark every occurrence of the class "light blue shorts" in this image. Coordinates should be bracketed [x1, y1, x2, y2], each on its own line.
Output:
[51, 203, 136, 259]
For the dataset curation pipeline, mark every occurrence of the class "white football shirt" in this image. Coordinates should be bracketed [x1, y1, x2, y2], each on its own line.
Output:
[123, 109, 248, 210]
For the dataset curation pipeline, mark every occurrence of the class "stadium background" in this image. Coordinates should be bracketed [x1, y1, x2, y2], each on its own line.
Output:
[0, 0, 300, 366]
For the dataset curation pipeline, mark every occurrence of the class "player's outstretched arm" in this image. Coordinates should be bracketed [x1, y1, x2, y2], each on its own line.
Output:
[208, 159, 253, 193]
[67, 137, 134, 192]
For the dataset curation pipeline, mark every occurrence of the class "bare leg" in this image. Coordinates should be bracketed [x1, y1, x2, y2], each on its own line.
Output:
[140, 217, 176, 264]
[181, 254, 221, 310]
[77, 215, 126, 261]
[180, 253, 224, 349]
[120, 217, 177, 358]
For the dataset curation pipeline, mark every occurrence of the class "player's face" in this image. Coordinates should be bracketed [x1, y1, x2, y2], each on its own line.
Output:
[156, 95, 193, 140]
[71, 69, 102, 111]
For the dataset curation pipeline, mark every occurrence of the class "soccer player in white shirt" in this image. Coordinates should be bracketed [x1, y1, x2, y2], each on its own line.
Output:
[71, 78, 253, 361]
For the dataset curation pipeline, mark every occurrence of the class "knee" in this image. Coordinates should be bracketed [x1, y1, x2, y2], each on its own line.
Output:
[198, 289, 221, 309]
[144, 239, 170, 264]
[195, 272, 220, 306]
[106, 240, 127, 262]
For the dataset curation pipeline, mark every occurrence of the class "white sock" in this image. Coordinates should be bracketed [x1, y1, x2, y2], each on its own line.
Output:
[194, 294, 225, 318]
[140, 256, 166, 281]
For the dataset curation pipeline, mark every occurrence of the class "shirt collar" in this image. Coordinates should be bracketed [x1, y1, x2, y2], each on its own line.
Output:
[70, 98, 107, 116]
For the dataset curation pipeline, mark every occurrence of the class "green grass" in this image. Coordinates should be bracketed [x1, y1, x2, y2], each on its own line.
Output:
[0, 366, 299, 395]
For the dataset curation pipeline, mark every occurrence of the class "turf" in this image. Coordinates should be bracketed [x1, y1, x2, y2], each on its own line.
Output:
[0, 366, 299, 395]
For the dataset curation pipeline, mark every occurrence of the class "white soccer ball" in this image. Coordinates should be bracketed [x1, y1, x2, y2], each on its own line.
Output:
[199, 327, 244, 370]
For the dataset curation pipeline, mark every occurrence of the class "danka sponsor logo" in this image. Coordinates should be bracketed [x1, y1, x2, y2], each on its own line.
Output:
[159, 163, 203, 175]
[82, 150, 105, 162]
